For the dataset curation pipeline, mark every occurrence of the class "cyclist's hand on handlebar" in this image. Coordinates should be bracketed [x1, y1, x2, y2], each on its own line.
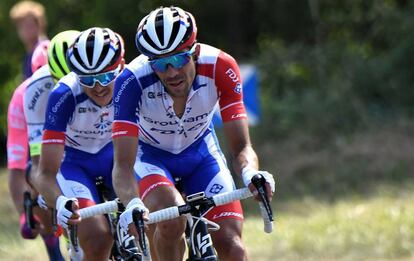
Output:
[19, 213, 42, 239]
[242, 168, 275, 201]
[119, 197, 149, 234]
[56, 195, 81, 229]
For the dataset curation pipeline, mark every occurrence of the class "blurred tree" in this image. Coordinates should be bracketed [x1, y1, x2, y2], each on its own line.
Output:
[1, 0, 414, 163]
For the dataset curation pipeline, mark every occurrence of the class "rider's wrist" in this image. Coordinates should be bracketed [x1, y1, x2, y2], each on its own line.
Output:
[241, 167, 256, 187]
[56, 195, 68, 209]
[126, 197, 145, 209]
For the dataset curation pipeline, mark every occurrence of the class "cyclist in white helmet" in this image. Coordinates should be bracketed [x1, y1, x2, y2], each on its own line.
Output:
[33, 27, 125, 260]
[112, 6, 275, 261]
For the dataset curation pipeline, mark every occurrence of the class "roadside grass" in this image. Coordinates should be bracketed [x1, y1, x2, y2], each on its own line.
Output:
[244, 183, 414, 261]
[0, 169, 69, 260]
[1, 169, 413, 261]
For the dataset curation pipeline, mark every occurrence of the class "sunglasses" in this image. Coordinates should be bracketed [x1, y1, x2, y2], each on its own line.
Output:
[149, 46, 196, 73]
[78, 66, 121, 88]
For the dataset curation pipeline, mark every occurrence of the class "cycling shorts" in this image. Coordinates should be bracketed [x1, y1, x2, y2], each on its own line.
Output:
[56, 143, 116, 204]
[135, 131, 243, 221]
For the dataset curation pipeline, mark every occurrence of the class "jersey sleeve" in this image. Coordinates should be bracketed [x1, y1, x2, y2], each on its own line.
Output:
[215, 51, 247, 122]
[112, 68, 141, 138]
[7, 82, 29, 170]
[42, 83, 75, 145]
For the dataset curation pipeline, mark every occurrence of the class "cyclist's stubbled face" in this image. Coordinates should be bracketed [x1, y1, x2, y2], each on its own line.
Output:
[154, 49, 198, 98]
[82, 82, 114, 106]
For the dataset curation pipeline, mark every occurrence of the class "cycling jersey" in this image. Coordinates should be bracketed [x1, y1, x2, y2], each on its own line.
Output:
[113, 43, 247, 221]
[112, 43, 247, 154]
[42, 72, 115, 203]
[42, 72, 113, 154]
[24, 64, 54, 156]
[7, 79, 30, 170]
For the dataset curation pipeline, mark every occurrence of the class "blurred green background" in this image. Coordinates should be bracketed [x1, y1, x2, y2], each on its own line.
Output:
[1, 1, 414, 259]
[2, 0, 414, 199]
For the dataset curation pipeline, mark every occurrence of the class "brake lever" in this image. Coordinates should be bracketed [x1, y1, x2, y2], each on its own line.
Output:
[132, 208, 148, 256]
[65, 201, 79, 251]
[51, 208, 58, 233]
[251, 174, 274, 222]
[23, 191, 35, 229]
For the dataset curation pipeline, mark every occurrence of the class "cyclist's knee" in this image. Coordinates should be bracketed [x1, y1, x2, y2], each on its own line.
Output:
[156, 216, 186, 240]
[212, 219, 247, 260]
[81, 234, 113, 260]
[215, 235, 247, 260]
[78, 218, 112, 259]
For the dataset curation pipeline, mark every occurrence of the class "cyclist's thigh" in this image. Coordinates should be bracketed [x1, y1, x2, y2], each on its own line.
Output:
[81, 143, 116, 200]
[58, 161, 111, 245]
[183, 138, 243, 222]
[57, 161, 100, 205]
[134, 145, 175, 197]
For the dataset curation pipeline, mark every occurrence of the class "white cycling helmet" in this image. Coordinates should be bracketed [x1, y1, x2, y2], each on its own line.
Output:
[135, 6, 197, 58]
[67, 27, 124, 75]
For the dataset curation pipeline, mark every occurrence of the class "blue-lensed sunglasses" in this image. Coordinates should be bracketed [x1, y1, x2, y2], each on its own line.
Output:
[149, 46, 196, 73]
[78, 66, 120, 88]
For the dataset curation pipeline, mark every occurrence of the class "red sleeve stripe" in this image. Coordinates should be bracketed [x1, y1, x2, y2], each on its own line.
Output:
[220, 102, 247, 122]
[112, 121, 139, 138]
[220, 101, 244, 112]
[42, 130, 65, 144]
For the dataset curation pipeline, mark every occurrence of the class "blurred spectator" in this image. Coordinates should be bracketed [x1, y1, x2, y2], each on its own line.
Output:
[9, 1, 48, 79]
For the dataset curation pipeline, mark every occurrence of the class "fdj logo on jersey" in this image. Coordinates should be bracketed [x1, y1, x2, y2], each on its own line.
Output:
[225, 68, 240, 83]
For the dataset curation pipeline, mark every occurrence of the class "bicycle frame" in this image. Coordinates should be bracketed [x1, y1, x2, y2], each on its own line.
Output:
[183, 192, 218, 260]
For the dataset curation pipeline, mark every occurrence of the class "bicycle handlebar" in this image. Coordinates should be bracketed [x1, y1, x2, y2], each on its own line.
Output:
[78, 199, 120, 218]
[147, 187, 273, 233]
[78, 187, 274, 233]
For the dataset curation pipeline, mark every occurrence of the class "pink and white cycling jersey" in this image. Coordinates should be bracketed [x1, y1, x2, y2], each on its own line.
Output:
[7, 79, 30, 170]
[23, 64, 55, 156]
[112, 43, 247, 154]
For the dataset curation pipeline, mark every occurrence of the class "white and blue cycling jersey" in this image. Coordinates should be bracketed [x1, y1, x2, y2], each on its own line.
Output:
[112, 44, 247, 153]
[112, 43, 247, 221]
[43, 72, 115, 203]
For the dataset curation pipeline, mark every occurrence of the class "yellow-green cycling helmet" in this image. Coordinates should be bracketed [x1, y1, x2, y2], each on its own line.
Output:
[48, 30, 80, 80]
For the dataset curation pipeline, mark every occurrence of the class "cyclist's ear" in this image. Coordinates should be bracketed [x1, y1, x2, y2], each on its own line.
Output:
[193, 43, 200, 61]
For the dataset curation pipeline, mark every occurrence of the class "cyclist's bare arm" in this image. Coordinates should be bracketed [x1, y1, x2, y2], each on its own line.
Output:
[26, 155, 40, 189]
[223, 119, 273, 201]
[112, 136, 140, 206]
[8, 169, 31, 213]
[223, 118, 258, 172]
[33, 143, 65, 208]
